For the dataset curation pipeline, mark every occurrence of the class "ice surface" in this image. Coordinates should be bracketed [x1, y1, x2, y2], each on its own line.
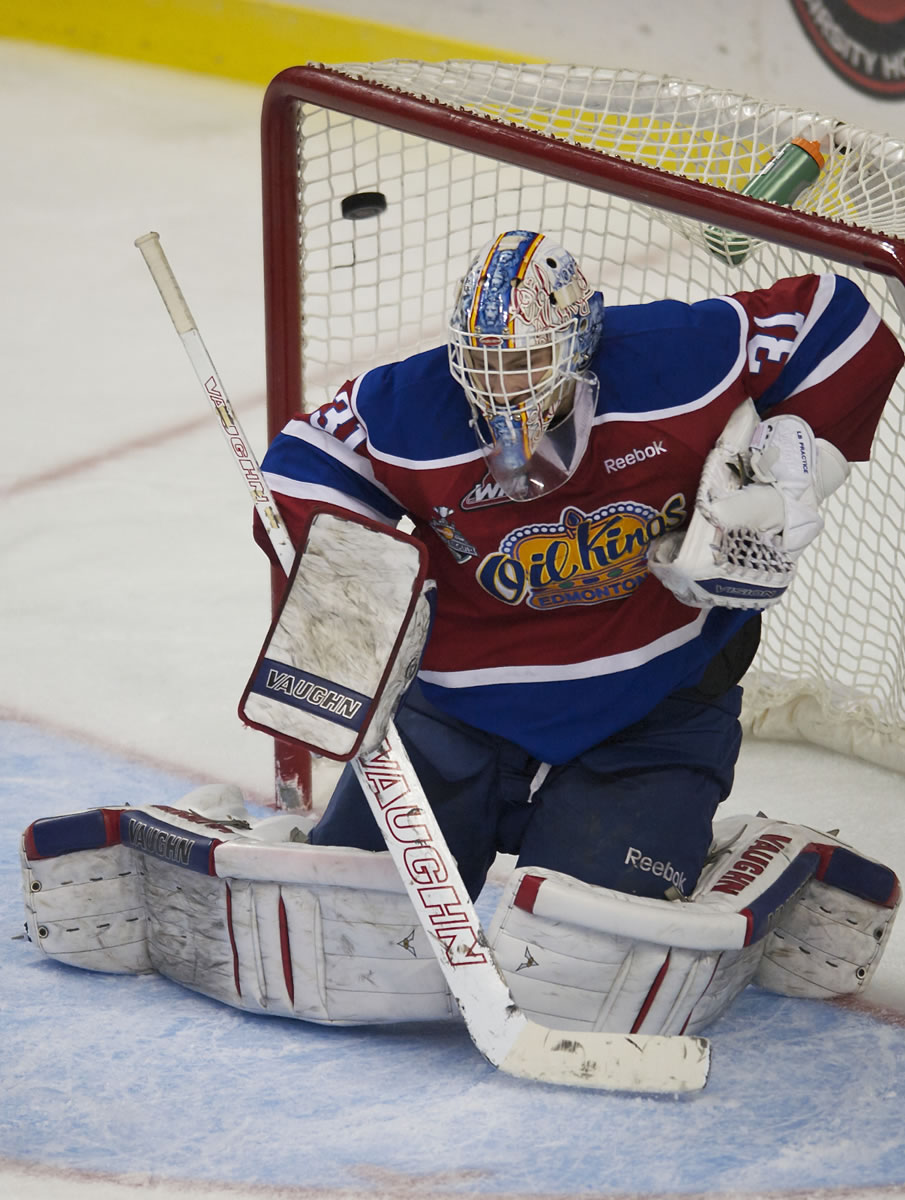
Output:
[2, 38, 904, 1200]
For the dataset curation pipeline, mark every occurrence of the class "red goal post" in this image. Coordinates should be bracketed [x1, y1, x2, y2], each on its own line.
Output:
[260, 60, 905, 809]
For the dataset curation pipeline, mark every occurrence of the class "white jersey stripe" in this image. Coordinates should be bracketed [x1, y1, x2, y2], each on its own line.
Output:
[786, 304, 881, 399]
[765, 272, 836, 352]
[592, 299, 749, 426]
[280, 418, 401, 503]
[350, 368, 484, 471]
[263, 473, 395, 525]
[418, 610, 708, 688]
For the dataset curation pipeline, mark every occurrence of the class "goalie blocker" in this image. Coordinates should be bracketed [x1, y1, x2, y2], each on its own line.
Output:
[20, 791, 899, 1034]
[240, 507, 433, 760]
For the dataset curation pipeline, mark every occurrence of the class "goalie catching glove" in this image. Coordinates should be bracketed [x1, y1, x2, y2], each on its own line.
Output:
[648, 398, 850, 610]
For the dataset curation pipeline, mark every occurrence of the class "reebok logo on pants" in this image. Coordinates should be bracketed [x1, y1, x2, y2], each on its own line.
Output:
[624, 845, 687, 894]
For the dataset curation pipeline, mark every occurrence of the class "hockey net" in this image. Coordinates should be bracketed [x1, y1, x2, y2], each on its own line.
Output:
[260, 60, 905, 803]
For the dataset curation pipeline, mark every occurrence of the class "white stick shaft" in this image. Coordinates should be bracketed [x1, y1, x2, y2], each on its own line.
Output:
[135, 232, 294, 573]
[135, 232, 709, 1094]
[349, 741, 709, 1092]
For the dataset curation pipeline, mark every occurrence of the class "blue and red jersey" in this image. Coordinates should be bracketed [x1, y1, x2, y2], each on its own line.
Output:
[258, 274, 903, 763]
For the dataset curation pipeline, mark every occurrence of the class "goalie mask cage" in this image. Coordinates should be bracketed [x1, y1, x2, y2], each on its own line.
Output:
[260, 60, 905, 807]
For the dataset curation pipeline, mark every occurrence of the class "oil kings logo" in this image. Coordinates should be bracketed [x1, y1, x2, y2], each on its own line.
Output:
[476, 494, 686, 609]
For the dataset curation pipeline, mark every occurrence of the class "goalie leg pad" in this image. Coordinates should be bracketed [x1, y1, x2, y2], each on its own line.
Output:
[754, 842, 900, 999]
[486, 813, 896, 1035]
[487, 865, 765, 1037]
[21, 810, 153, 974]
[21, 788, 455, 1025]
[139, 858, 454, 1023]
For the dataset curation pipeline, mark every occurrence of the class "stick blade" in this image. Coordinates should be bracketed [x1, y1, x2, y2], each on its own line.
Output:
[499, 1024, 711, 1094]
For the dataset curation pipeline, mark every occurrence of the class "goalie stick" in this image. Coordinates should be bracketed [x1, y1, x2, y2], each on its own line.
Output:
[134, 230, 710, 1094]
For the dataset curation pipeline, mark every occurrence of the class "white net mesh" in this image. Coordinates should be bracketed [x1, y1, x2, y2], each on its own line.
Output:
[275, 60, 905, 773]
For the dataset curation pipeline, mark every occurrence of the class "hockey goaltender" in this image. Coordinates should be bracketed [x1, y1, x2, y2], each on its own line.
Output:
[20, 230, 904, 1088]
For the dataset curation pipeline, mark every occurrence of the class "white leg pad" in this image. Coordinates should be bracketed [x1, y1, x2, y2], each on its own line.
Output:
[754, 853, 900, 998]
[21, 837, 152, 974]
[487, 816, 897, 1041]
[487, 815, 901, 1035]
[21, 788, 455, 1025]
[138, 859, 454, 1022]
[487, 865, 763, 1036]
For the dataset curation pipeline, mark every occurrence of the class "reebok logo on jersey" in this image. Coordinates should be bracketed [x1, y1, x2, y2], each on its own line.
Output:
[624, 846, 687, 894]
[604, 440, 667, 474]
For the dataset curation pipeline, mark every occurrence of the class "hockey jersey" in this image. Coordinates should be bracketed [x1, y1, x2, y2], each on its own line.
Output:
[258, 274, 903, 763]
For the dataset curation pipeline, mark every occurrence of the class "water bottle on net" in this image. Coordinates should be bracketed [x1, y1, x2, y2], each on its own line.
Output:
[705, 137, 826, 266]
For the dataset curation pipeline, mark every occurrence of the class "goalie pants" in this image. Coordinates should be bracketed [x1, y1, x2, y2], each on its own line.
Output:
[310, 680, 743, 901]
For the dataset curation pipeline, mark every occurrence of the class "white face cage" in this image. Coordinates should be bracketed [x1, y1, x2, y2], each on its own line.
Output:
[449, 329, 572, 443]
[448, 330, 596, 501]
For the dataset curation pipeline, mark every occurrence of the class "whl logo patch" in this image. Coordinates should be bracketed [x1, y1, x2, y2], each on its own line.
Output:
[461, 472, 509, 509]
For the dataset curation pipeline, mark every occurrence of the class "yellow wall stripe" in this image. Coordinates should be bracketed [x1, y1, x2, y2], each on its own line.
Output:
[2, 0, 535, 84]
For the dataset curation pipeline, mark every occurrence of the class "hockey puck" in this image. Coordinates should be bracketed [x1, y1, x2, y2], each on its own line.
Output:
[341, 192, 388, 220]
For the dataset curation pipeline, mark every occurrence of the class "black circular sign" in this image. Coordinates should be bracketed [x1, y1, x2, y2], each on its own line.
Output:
[789, 0, 905, 98]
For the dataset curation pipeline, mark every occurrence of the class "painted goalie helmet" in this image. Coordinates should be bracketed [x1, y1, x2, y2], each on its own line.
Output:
[448, 230, 604, 500]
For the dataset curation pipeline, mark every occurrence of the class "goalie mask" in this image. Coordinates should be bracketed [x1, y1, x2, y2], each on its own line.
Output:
[448, 230, 604, 501]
